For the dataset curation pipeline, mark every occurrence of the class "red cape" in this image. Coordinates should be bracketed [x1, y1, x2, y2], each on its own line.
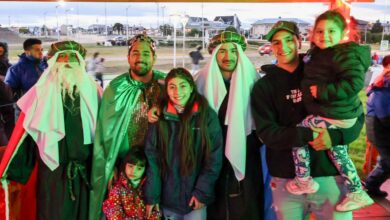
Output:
[0, 113, 37, 220]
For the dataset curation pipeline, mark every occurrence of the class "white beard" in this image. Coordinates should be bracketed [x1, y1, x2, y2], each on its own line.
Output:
[51, 62, 85, 101]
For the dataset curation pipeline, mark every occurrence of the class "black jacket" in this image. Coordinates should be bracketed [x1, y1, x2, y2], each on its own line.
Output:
[251, 58, 364, 178]
[144, 102, 223, 215]
[302, 42, 370, 119]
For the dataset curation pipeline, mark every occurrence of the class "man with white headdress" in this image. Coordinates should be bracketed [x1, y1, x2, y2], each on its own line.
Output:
[0, 40, 101, 220]
[194, 29, 264, 220]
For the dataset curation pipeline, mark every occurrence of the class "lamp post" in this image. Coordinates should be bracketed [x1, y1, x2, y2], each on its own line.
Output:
[65, 8, 73, 37]
[55, 0, 65, 41]
[170, 14, 181, 67]
[201, 3, 205, 51]
[55, 5, 61, 41]
[43, 12, 48, 37]
[126, 5, 131, 40]
[161, 5, 166, 36]
[181, 14, 189, 67]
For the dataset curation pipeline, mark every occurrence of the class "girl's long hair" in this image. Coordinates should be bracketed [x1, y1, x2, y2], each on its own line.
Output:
[157, 68, 211, 176]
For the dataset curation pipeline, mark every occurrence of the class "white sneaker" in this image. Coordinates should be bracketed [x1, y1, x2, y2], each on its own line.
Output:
[336, 190, 374, 212]
[286, 177, 319, 195]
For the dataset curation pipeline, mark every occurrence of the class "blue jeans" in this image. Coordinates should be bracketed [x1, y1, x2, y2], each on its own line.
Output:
[162, 207, 206, 220]
[365, 139, 390, 191]
[271, 176, 352, 220]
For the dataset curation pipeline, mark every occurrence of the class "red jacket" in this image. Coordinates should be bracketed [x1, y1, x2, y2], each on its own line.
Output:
[103, 173, 160, 220]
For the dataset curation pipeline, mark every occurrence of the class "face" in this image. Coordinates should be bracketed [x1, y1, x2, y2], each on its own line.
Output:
[0, 47, 4, 56]
[26, 44, 43, 60]
[216, 43, 238, 74]
[313, 19, 344, 49]
[125, 162, 145, 182]
[128, 41, 155, 76]
[56, 52, 80, 63]
[271, 30, 300, 68]
[167, 77, 193, 107]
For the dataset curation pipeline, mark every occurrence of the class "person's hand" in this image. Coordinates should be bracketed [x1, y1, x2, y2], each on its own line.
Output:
[148, 106, 160, 123]
[189, 196, 205, 210]
[309, 127, 332, 151]
[310, 85, 318, 98]
[146, 204, 160, 218]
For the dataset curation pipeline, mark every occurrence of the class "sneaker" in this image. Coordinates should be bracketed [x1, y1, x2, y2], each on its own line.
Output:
[336, 191, 374, 212]
[286, 177, 319, 195]
[367, 189, 388, 197]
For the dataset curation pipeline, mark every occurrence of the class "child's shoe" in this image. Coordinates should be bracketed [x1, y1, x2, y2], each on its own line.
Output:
[286, 177, 319, 195]
[336, 190, 374, 212]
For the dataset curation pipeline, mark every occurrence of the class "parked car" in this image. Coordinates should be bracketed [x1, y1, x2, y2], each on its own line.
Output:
[258, 43, 272, 56]
[109, 36, 127, 46]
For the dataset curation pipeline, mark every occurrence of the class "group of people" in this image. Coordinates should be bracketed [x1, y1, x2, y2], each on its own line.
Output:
[0, 8, 387, 220]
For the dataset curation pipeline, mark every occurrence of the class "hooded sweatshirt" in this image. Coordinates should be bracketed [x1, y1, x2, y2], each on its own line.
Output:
[302, 42, 371, 119]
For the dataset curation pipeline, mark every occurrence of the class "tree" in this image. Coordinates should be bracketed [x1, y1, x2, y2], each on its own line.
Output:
[113, 23, 124, 35]
[371, 20, 383, 33]
[159, 24, 173, 36]
[188, 28, 202, 37]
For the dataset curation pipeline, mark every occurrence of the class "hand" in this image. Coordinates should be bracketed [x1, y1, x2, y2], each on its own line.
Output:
[309, 127, 332, 151]
[146, 204, 160, 218]
[310, 85, 318, 98]
[189, 196, 205, 210]
[148, 106, 160, 123]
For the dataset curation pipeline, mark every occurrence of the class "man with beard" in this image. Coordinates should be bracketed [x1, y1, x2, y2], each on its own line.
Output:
[89, 34, 165, 220]
[194, 29, 264, 220]
[0, 40, 100, 220]
[5, 38, 47, 95]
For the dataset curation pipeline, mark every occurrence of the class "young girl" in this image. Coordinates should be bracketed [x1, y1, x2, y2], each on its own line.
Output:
[287, 10, 374, 212]
[144, 68, 223, 219]
[102, 147, 161, 220]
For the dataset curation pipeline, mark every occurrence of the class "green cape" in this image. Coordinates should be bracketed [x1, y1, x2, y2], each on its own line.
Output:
[89, 70, 165, 220]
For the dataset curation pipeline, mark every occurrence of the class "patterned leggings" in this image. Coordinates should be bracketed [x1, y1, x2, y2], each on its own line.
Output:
[292, 115, 362, 193]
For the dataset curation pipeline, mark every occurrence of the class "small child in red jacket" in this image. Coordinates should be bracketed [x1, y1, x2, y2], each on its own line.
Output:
[103, 147, 161, 220]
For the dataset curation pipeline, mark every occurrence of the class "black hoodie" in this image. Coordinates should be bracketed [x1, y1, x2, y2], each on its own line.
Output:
[302, 42, 371, 119]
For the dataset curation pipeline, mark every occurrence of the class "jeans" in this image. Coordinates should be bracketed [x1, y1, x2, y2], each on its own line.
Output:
[271, 176, 352, 220]
[162, 207, 206, 220]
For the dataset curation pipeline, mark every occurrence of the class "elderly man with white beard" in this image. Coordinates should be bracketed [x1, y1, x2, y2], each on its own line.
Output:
[0, 40, 101, 220]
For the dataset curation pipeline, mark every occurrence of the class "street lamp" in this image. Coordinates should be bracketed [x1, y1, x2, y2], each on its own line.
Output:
[43, 12, 48, 37]
[161, 5, 166, 36]
[181, 14, 189, 67]
[170, 13, 181, 68]
[55, 5, 61, 41]
[55, 0, 66, 41]
[65, 8, 74, 38]
[126, 5, 131, 40]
